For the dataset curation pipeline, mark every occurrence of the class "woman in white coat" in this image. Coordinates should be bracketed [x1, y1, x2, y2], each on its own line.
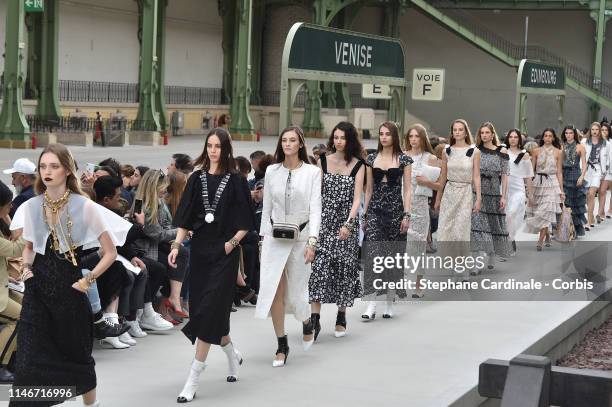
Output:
[255, 126, 322, 367]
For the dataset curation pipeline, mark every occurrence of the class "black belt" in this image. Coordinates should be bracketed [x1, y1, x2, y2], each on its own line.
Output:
[271, 218, 308, 231]
[536, 172, 549, 183]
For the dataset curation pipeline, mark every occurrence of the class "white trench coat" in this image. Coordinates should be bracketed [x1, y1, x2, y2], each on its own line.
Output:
[254, 163, 322, 321]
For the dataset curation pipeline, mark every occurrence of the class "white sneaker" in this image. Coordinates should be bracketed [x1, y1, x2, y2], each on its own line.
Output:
[118, 332, 137, 346]
[126, 320, 147, 338]
[100, 336, 130, 349]
[140, 312, 173, 331]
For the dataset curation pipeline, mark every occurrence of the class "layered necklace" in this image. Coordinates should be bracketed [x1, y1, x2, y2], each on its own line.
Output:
[42, 190, 78, 266]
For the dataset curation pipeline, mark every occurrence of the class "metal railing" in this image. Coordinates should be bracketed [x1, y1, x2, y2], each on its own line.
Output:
[165, 86, 222, 105]
[25, 115, 158, 133]
[259, 90, 389, 109]
[59, 80, 139, 103]
[435, 1, 612, 100]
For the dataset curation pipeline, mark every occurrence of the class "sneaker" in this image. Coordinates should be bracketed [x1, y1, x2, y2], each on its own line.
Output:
[100, 336, 130, 349]
[94, 318, 130, 339]
[140, 312, 174, 331]
[118, 332, 137, 346]
[126, 320, 147, 338]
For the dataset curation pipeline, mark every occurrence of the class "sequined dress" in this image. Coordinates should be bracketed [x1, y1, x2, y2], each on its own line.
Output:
[525, 147, 562, 232]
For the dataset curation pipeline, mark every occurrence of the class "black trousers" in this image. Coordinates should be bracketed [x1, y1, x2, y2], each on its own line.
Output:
[118, 267, 148, 316]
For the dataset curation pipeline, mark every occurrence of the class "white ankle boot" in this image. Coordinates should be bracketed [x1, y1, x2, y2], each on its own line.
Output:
[361, 301, 376, 320]
[221, 342, 243, 382]
[177, 359, 207, 403]
[382, 301, 394, 319]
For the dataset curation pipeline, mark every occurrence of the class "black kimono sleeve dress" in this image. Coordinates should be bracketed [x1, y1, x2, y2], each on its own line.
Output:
[173, 170, 254, 345]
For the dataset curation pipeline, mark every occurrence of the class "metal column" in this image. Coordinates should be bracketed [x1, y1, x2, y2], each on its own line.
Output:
[38, 0, 61, 119]
[229, 0, 255, 140]
[154, 0, 168, 133]
[0, 0, 31, 148]
[135, 0, 161, 131]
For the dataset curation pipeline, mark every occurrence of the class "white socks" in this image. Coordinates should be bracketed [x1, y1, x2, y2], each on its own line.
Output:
[143, 302, 156, 318]
[103, 312, 119, 325]
[221, 342, 243, 382]
[177, 359, 207, 403]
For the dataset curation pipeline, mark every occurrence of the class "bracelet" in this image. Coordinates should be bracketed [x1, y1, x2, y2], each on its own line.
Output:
[171, 241, 181, 251]
[403, 211, 412, 220]
[77, 278, 91, 291]
[20, 269, 33, 281]
[229, 238, 240, 248]
[85, 273, 97, 285]
[342, 218, 356, 232]
[307, 236, 318, 249]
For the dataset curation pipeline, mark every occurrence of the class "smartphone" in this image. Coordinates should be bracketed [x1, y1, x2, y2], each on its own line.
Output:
[255, 185, 264, 191]
[86, 163, 97, 174]
[134, 199, 143, 214]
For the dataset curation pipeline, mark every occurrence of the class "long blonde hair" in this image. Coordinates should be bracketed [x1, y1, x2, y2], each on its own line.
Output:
[134, 170, 167, 225]
[165, 171, 187, 218]
[449, 119, 474, 146]
[404, 124, 434, 154]
[35, 143, 84, 196]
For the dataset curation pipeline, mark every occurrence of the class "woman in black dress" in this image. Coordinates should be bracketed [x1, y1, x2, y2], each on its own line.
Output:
[169, 128, 253, 403]
[10, 143, 131, 407]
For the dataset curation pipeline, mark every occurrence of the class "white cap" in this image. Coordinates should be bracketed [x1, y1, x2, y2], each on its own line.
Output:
[3, 158, 37, 175]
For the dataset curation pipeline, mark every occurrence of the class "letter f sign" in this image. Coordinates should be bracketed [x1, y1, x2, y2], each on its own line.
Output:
[422, 84, 432, 96]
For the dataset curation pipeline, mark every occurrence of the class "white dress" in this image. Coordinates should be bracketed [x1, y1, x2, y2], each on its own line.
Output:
[255, 163, 322, 321]
[506, 150, 533, 241]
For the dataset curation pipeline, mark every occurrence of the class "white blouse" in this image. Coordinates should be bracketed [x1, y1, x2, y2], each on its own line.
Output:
[260, 162, 322, 240]
[11, 194, 132, 255]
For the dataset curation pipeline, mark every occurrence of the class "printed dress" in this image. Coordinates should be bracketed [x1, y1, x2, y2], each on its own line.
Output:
[507, 149, 534, 241]
[562, 142, 587, 236]
[309, 155, 363, 307]
[471, 146, 512, 257]
[363, 152, 412, 298]
[526, 146, 562, 232]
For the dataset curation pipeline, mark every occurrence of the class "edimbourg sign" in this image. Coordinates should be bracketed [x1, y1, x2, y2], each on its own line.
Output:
[520, 60, 565, 91]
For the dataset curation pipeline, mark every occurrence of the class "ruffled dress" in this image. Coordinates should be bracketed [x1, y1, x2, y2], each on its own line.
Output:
[525, 147, 562, 232]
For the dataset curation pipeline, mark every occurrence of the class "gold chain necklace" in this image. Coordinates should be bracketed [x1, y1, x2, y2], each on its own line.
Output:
[42, 191, 78, 266]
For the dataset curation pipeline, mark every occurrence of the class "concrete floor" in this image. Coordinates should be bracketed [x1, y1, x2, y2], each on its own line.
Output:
[0, 137, 610, 407]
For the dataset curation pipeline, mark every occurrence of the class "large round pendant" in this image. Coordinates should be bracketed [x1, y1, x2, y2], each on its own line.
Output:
[205, 213, 215, 223]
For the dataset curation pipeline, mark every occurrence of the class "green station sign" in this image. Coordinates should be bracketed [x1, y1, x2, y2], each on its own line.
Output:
[519, 60, 565, 91]
[25, 0, 44, 13]
[287, 23, 405, 83]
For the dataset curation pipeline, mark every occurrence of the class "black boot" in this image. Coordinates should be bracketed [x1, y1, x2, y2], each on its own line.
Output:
[237, 285, 257, 305]
[0, 367, 14, 384]
[272, 335, 289, 367]
[311, 313, 321, 341]
[335, 311, 347, 338]
[93, 311, 129, 339]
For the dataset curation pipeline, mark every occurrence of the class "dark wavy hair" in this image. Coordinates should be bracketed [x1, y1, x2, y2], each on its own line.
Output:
[539, 128, 561, 149]
[377, 121, 402, 158]
[274, 126, 309, 164]
[560, 125, 579, 143]
[600, 122, 611, 141]
[194, 127, 237, 175]
[326, 121, 365, 164]
[504, 128, 524, 150]
[0, 181, 12, 238]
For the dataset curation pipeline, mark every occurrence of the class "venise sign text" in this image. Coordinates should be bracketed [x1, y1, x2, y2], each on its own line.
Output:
[335, 41, 372, 68]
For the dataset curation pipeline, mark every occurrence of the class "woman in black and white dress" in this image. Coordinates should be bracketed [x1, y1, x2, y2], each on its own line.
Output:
[582, 122, 608, 228]
[255, 126, 322, 367]
[310, 121, 365, 339]
[169, 128, 254, 403]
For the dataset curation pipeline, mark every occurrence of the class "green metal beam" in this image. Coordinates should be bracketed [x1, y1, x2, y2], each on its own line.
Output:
[410, 0, 519, 67]
[229, 0, 256, 139]
[135, 0, 161, 131]
[0, 0, 31, 147]
[26, 13, 42, 101]
[429, 0, 601, 10]
[250, 0, 265, 106]
[220, 0, 236, 105]
[37, 0, 61, 119]
[568, 78, 612, 111]
[154, 0, 168, 132]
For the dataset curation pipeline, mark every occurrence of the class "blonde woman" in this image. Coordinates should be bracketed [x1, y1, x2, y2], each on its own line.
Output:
[133, 170, 189, 320]
[403, 124, 441, 297]
[435, 120, 481, 277]
[581, 122, 608, 228]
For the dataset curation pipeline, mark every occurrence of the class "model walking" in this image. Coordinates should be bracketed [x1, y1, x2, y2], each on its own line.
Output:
[309, 122, 365, 339]
[471, 122, 511, 268]
[361, 121, 412, 320]
[582, 122, 608, 228]
[169, 128, 254, 403]
[255, 126, 322, 367]
[504, 129, 534, 251]
[435, 119, 481, 277]
[525, 129, 564, 250]
[10, 144, 131, 407]
[404, 124, 441, 297]
[560, 125, 587, 237]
